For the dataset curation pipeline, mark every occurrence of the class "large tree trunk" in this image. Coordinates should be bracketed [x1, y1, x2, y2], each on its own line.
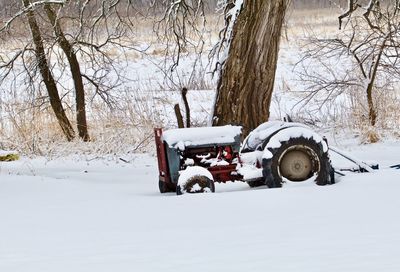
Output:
[22, 0, 75, 141]
[44, 4, 90, 141]
[213, 0, 289, 137]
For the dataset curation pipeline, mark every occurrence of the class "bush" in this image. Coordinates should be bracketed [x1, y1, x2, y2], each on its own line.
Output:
[0, 152, 19, 162]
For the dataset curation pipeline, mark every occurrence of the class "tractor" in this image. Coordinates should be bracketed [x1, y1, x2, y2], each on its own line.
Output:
[155, 121, 337, 195]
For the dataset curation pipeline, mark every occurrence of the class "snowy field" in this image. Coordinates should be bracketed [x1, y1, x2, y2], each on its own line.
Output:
[1, 6, 400, 272]
[1, 142, 400, 272]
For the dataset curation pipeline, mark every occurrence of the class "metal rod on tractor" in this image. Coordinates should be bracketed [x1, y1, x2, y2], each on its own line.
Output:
[329, 146, 377, 173]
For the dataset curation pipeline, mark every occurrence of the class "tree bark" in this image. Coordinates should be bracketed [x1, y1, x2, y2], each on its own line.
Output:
[174, 104, 184, 128]
[22, 0, 75, 141]
[181, 88, 191, 128]
[366, 83, 377, 126]
[44, 4, 90, 141]
[213, 0, 289, 137]
[365, 35, 389, 127]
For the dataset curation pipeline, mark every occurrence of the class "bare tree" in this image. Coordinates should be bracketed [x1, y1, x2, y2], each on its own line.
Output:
[43, 3, 89, 141]
[298, 0, 400, 127]
[0, 0, 139, 141]
[157, 0, 290, 136]
[20, 0, 76, 141]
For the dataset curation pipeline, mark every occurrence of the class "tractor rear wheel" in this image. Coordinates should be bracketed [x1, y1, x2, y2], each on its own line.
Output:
[262, 136, 334, 188]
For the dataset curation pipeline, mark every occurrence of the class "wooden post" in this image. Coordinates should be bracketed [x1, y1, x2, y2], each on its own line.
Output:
[174, 104, 184, 128]
[182, 88, 191, 128]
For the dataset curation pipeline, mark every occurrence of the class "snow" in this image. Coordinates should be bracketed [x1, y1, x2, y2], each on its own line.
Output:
[0, 150, 17, 156]
[1, 143, 400, 272]
[200, 157, 230, 167]
[162, 125, 241, 150]
[237, 150, 264, 180]
[0, 11, 399, 267]
[237, 164, 263, 180]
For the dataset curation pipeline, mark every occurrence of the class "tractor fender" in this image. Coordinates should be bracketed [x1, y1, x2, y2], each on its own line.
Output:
[241, 121, 310, 153]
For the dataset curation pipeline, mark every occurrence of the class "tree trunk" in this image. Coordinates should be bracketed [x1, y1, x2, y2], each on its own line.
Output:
[22, 0, 75, 141]
[366, 84, 377, 126]
[213, 0, 288, 137]
[44, 4, 90, 141]
[365, 36, 388, 127]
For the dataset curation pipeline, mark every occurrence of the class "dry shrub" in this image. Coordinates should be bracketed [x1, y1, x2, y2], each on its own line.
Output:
[0, 89, 166, 158]
[0, 84, 213, 159]
[360, 128, 381, 144]
[347, 85, 400, 140]
[0, 152, 20, 161]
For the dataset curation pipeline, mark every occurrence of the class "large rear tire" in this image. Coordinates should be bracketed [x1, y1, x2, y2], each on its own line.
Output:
[262, 136, 334, 188]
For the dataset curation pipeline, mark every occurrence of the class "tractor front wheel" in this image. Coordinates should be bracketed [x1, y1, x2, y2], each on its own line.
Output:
[176, 166, 215, 195]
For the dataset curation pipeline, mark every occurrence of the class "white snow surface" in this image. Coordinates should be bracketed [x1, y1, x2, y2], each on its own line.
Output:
[1, 142, 400, 272]
[0, 150, 18, 156]
[162, 125, 241, 150]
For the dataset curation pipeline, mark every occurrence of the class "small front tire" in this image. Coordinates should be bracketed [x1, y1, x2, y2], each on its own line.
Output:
[176, 175, 215, 195]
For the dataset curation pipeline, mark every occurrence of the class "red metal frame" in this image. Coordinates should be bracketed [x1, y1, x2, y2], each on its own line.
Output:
[208, 164, 242, 183]
[154, 128, 171, 184]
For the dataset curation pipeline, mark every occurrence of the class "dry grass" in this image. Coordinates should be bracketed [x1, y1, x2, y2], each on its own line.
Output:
[348, 87, 400, 143]
[283, 8, 341, 44]
[0, 96, 162, 157]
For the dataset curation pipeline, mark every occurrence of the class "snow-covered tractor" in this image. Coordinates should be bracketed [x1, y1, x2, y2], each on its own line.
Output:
[155, 121, 335, 195]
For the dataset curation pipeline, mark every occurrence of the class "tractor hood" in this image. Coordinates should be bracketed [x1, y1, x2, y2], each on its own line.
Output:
[162, 125, 242, 151]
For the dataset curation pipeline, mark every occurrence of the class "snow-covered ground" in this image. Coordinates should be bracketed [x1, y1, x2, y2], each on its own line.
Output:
[1, 8, 400, 271]
[1, 142, 400, 272]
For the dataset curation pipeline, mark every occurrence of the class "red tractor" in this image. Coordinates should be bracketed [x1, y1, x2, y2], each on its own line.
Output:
[155, 121, 336, 195]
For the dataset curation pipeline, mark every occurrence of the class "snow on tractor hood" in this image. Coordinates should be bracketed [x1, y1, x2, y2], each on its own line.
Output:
[162, 125, 242, 150]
